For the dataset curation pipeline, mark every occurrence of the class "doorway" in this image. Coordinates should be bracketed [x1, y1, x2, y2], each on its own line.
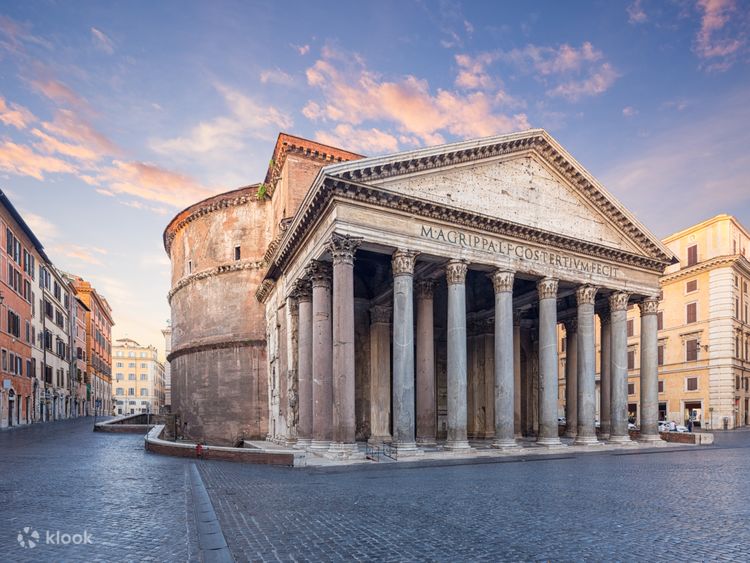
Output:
[684, 401, 702, 427]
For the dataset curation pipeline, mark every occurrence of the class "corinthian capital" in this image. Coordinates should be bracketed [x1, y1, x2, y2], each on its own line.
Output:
[609, 291, 630, 312]
[306, 260, 332, 288]
[445, 259, 468, 286]
[638, 296, 659, 316]
[328, 232, 362, 266]
[392, 249, 419, 276]
[370, 305, 392, 324]
[537, 277, 558, 300]
[491, 270, 514, 294]
[415, 279, 435, 299]
[576, 285, 598, 306]
[291, 278, 312, 303]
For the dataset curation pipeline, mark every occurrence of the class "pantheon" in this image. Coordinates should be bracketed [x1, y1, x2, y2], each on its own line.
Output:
[164, 129, 675, 455]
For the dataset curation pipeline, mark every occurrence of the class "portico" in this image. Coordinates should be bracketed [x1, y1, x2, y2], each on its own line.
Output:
[260, 129, 675, 457]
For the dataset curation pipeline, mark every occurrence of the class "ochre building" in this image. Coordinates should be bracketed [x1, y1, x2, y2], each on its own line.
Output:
[165, 130, 676, 452]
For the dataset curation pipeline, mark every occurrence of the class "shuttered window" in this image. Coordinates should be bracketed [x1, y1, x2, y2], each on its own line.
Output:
[628, 383, 635, 395]
[627, 350, 635, 370]
[686, 279, 697, 293]
[686, 339, 699, 362]
[658, 345, 664, 366]
[687, 245, 698, 266]
[686, 302, 697, 324]
[658, 380, 664, 393]
[627, 319, 634, 337]
[686, 377, 698, 391]
[657, 311, 663, 330]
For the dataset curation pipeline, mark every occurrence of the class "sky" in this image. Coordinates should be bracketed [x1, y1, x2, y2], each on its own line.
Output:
[0, 0, 748, 354]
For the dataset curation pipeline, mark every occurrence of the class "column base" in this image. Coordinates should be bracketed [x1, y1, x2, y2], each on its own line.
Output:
[563, 430, 578, 439]
[491, 438, 521, 450]
[445, 440, 472, 451]
[393, 442, 424, 457]
[416, 437, 437, 447]
[536, 436, 564, 447]
[295, 438, 312, 449]
[309, 440, 332, 451]
[608, 434, 633, 444]
[573, 435, 602, 446]
[325, 442, 361, 460]
[638, 433, 663, 443]
[368, 435, 392, 445]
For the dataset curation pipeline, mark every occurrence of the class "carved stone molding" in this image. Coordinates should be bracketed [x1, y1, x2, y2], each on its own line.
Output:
[306, 260, 332, 288]
[576, 285, 598, 306]
[169, 259, 265, 303]
[255, 279, 276, 304]
[537, 277, 558, 300]
[291, 278, 312, 303]
[370, 305, 392, 324]
[638, 297, 659, 316]
[564, 319, 578, 334]
[609, 291, 630, 311]
[446, 259, 468, 285]
[491, 270, 514, 294]
[415, 279, 436, 299]
[328, 232, 362, 265]
[392, 249, 419, 276]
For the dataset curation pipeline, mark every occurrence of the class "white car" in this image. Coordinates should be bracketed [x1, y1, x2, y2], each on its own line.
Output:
[658, 422, 669, 433]
[675, 424, 689, 432]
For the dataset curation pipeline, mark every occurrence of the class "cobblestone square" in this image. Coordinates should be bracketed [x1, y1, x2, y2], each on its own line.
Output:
[2, 418, 749, 561]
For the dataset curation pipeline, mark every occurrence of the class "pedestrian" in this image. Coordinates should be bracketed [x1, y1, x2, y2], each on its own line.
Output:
[687, 418, 693, 433]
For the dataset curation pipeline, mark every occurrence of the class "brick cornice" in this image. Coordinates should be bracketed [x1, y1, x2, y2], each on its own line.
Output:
[167, 337, 265, 362]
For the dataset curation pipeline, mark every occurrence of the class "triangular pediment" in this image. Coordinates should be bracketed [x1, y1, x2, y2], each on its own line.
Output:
[323, 129, 674, 264]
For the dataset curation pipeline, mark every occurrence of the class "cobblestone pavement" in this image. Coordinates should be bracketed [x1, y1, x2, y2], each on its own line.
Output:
[3, 421, 750, 562]
[0, 417, 199, 562]
[199, 431, 750, 562]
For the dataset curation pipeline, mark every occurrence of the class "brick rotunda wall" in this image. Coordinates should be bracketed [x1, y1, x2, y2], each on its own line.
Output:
[165, 187, 270, 446]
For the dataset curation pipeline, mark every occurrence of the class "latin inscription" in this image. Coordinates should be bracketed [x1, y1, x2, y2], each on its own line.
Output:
[420, 225, 620, 279]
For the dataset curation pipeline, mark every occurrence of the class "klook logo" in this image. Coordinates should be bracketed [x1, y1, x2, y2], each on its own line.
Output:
[16, 527, 93, 548]
[17, 527, 40, 548]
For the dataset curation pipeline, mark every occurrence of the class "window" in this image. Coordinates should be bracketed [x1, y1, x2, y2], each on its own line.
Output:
[116, 388, 124, 396]
[686, 280, 698, 293]
[7, 310, 20, 338]
[116, 362, 123, 368]
[116, 373, 123, 381]
[657, 345, 664, 366]
[687, 244, 698, 267]
[187, 260, 193, 274]
[686, 339, 699, 362]
[658, 380, 664, 393]
[686, 302, 697, 324]
[128, 373, 136, 380]
[234, 246, 241, 261]
[627, 319, 634, 338]
[128, 362, 135, 367]
[140, 388, 148, 397]
[736, 375, 741, 390]
[128, 388, 135, 396]
[657, 311, 663, 331]
[628, 383, 635, 395]
[561, 337, 566, 353]
[627, 350, 635, 370]
[140, 373, 147, 380]
[686, 377, 698, 391]
[140, 362, 147, 368]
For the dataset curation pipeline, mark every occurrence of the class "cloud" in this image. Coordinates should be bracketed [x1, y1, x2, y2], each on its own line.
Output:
[0, 96, 35, 129]
[21, 211, 60, 241]
[622, 106, 639, 117]
[694, 0, 745, 69]
[30, 78, 89, 109]
[42, 109, 120, 157]
[454, 53, 497, 90]
[292, 43, 310, 55]
[0, 140, 76, 179]
[260, 68, 295, 86]
[303, 47, 529, 149]
[90, 160, 215, 207]
[31, 128, 100, 161]
[546, 63, 619, 101]
[49, 243, 108, 265]
[627, 0, 648, 24]
[314, 124, 402, 154]
[90, 27, 114, 54]
[151, 83, 292, 156]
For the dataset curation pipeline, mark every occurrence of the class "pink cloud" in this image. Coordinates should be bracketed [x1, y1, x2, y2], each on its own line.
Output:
[0, 96, 35, 129]
[627, 0, 648, 24]
[92, 160, 215, 207]
[30, 78, 89, 109]
[315, 124, 402, 154]
[694, 0, 744, 67]
[0, 140, 76, 179]
[31, 128, 100, 161]
[454, 53, 497, 90]
[42, 109, 120, 157]
[547, 63, 619, 101]
[303, 48, 529, 149]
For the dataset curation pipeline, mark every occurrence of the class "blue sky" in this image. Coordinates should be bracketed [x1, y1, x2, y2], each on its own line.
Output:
[0, 0, 748, 353]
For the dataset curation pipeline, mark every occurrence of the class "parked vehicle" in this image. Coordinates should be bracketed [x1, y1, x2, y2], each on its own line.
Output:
[675, 425, 689, 433]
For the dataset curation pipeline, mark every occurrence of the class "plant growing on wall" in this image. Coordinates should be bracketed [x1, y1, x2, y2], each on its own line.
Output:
[256, 183, 267, 200]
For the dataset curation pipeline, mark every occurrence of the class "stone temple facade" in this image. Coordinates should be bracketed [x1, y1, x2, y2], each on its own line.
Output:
[165, 129, 677, 453]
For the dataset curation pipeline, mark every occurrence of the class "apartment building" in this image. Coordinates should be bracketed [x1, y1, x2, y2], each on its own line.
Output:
[112, 338, 165, 415]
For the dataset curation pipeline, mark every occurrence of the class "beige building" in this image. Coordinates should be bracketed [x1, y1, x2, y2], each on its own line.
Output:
[558, 214, 750, 431]
[112, 338, 165, 415]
